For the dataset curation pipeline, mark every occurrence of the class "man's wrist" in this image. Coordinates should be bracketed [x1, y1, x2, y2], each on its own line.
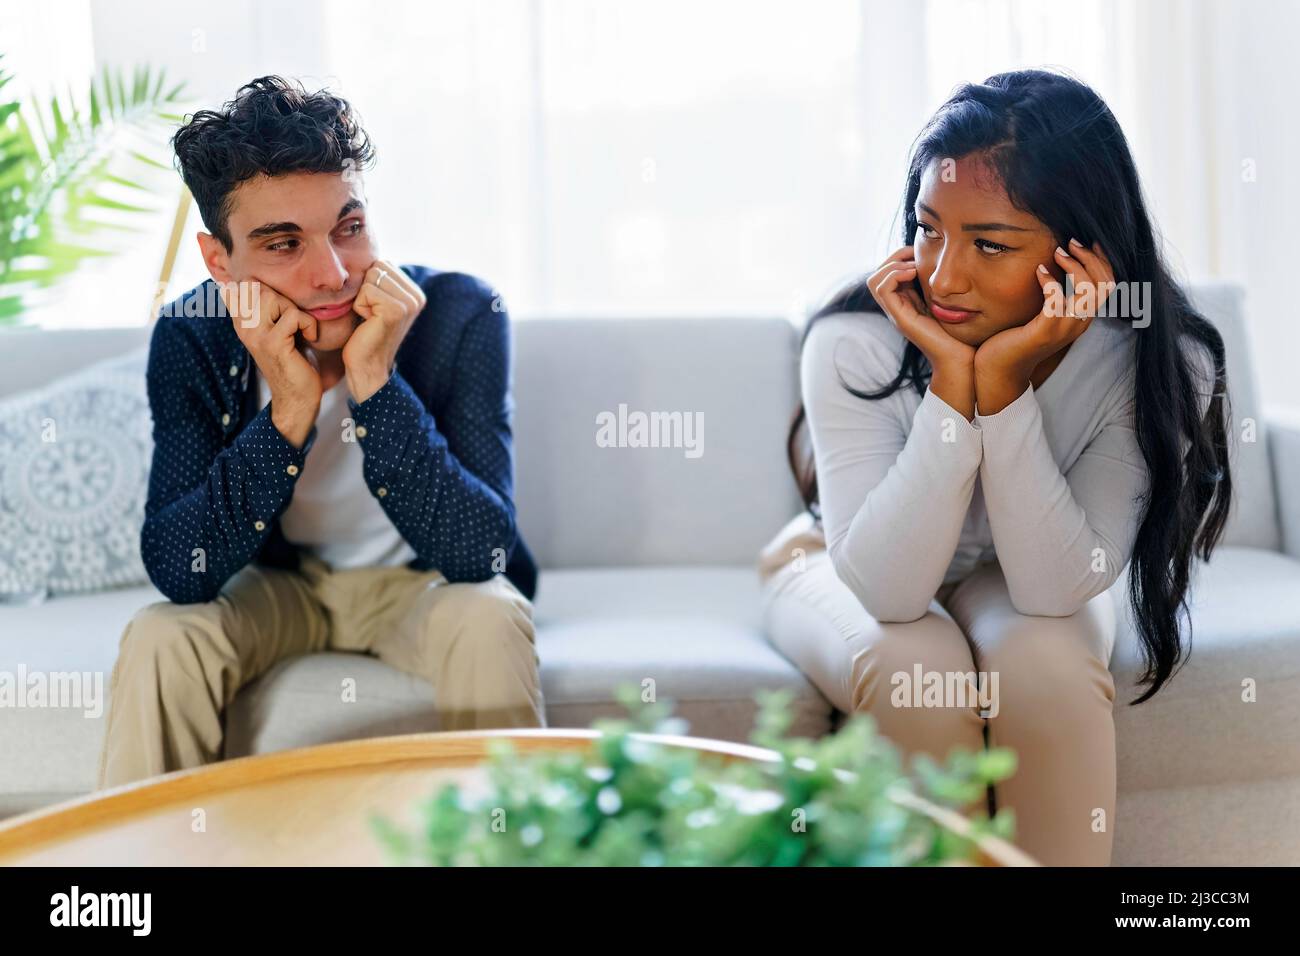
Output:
[346, 361, 393, 404]
[271, 403, 318, 449]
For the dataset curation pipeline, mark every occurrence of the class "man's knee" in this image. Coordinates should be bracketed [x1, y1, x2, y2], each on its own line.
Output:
[420, 576, 535, 654]
[123, 602, 193, 650]
[117, 601, 223, 676]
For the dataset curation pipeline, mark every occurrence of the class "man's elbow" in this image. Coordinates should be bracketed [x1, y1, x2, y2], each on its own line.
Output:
[141, 525, 220, 605]
[439, 545, 510, 586]
[145, 566, 219, 606]
[431, 507, 519, 582]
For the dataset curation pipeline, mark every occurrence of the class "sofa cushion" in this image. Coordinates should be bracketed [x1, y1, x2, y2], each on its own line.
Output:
[224, 652, 442, 758]
[1110, 546, 1300, 791]
[0, 583, 160, 798]
[222, 567, 832, 758]
[512, 319, 805, 568]
[0, 349, 152, 599]
[8, 550, 1294, 803]
[0, 327, 151, 400]
[531, 566, 833, 740]
[1188, 284, 1280, 551]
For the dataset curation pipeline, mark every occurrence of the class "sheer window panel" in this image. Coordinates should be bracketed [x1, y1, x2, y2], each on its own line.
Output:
[26, 0, 1297, 406]
[317, 1, 544, 315]
[319, 0, 922, 319]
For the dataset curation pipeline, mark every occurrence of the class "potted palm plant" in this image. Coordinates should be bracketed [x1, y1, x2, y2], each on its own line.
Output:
[0, 55, 185, 323]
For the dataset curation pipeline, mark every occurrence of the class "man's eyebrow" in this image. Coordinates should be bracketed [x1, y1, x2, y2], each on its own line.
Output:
[247, 220, 300, 240]
[246, 200, 366, 241]
[916, 201, 1033, 232]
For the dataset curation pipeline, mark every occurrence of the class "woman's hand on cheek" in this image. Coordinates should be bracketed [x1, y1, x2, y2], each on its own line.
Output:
[973, 239, 1111, 412]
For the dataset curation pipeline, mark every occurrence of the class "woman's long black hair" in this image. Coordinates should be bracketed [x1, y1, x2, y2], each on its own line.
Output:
[787, 69, 1233, 704]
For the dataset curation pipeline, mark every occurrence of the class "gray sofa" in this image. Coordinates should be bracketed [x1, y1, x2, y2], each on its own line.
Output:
[2, 281, 1298, 866]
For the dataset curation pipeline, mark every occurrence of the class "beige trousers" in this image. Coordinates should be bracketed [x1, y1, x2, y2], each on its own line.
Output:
[761, 545, 1117, 867]
[97, 553, 545, 789]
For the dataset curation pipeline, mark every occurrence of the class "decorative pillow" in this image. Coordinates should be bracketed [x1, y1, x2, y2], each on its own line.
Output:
[0, 348, 152, 602]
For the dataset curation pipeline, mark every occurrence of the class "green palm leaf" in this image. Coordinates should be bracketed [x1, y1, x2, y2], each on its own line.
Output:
[0, 54, 186, 325]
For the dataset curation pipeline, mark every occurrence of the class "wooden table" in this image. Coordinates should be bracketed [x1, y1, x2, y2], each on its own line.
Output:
[0, 730, 1036, 866]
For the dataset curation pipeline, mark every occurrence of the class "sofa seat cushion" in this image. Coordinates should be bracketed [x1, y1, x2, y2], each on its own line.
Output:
[0, 584, 161, 797]
[225, 566, 833, 756]
[12, 546, 1290, 806]
[223, 652, 442, 757]
[532, 566, 833, 740]
[1110, 546, 1300, 791]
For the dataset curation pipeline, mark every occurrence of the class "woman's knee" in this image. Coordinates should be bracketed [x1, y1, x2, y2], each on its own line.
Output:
[847, 612, 987, 728]
[762, 554, 985, 757]
[976, 602, 1118, 725]
[846, 615, 989, 771]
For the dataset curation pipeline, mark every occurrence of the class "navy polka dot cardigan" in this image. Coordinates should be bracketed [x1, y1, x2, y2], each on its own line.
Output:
[140, 265, 537, 604]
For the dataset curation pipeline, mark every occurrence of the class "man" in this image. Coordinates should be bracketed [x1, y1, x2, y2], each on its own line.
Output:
[97, 76, 543, 789]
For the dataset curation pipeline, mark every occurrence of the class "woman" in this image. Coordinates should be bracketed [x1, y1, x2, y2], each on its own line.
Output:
[759, 69, 1232, 867]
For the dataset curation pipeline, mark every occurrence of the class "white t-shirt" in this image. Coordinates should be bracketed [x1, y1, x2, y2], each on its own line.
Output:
[257, 373, 418, 571]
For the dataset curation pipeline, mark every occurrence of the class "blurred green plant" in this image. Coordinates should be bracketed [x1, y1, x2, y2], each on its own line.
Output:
[0, 55, 185, 323]
[372, 685, 1019, 866]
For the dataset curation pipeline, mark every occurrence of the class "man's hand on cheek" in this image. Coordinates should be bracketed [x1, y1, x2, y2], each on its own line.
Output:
[342, 259, 427, 403]
[220, 278, 323, 448]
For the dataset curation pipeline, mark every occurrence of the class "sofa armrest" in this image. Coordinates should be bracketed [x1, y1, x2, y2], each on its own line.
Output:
[1266, 404, 1300, 560]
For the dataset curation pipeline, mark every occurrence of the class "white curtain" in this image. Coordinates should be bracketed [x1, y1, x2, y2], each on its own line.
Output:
[36, 0, 1300, 405]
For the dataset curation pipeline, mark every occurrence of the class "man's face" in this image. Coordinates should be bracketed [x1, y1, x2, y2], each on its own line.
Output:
[200, 170, 375, 353]
[912, 154, 1063, 348]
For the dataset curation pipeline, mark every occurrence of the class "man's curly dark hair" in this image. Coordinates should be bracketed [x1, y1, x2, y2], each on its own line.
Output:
[171, 75, 376, 251]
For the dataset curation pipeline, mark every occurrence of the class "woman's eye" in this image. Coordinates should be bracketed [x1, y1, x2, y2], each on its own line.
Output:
[916, 221, 1007, 255]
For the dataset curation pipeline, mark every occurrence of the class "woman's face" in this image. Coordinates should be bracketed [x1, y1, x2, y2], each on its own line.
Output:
[912, 153, 1066, 347]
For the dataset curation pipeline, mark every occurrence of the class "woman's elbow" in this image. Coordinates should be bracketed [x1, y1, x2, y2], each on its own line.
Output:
[828, 548, 931, 623]
[1007, 587, 1085, 618]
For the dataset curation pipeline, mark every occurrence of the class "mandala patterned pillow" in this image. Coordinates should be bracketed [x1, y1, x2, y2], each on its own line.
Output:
[0, 348, 152, 602]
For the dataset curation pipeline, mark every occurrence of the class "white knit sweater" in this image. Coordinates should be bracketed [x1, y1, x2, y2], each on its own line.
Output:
[766, 310, 1213, 621]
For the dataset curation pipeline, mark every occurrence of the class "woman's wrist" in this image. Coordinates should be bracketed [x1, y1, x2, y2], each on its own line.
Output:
[929, 357, 976, 423]
[974, 364, 1033, 416]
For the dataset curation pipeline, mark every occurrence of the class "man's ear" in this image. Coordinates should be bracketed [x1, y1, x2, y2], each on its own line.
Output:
[196, 231, 234, 283]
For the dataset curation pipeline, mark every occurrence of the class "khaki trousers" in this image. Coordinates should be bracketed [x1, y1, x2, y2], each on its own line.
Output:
[97, 553, 544, 789]
[762, 546, 1117, 867]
